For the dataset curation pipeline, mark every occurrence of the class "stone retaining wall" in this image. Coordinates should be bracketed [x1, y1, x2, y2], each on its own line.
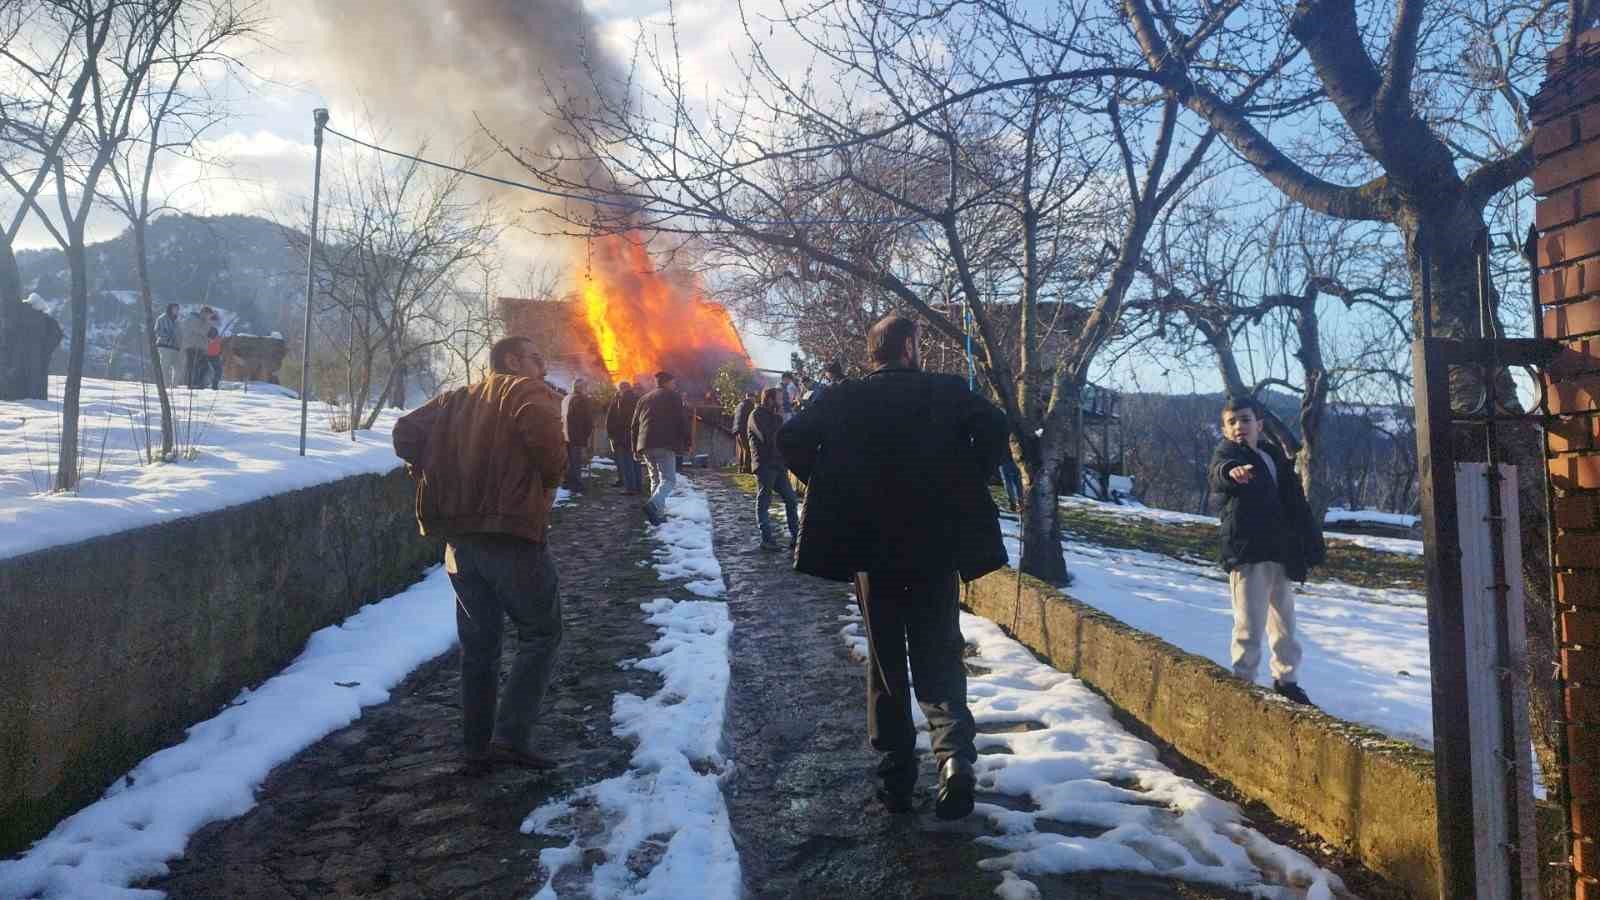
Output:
[0, 468, 439, 855]
[961, 568, 1440, 898]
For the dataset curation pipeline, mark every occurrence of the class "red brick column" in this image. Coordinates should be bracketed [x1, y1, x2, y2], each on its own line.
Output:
[1533, 32, 1600, 900]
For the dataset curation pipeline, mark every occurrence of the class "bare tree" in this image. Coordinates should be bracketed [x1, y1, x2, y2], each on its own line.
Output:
[0, 0, 200, 488]
[0, 3, 113, 403]
[1140, 203, 1413, 521]
[103, 0, 265, 461]
[294, 139, 500, 429]
[501, 0, 1237, 582]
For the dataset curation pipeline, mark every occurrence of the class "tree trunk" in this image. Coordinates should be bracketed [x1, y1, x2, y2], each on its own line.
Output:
[1017, 442, 1068, 585]
[133, 219, 174, 458]
[56, 235, 89, 490]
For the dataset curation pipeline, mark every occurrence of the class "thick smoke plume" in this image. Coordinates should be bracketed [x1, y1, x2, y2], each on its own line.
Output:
[274, 0, 619, 217]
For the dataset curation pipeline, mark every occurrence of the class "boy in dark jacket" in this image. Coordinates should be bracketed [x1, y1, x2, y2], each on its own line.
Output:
[1209, 396, 1325, 706]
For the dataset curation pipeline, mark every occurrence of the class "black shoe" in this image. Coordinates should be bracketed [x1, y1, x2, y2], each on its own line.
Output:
[875, 786, 914, 814]
[759, 539, 782, 552]
[1273, 680, 1313, 706]
[642, 502, 665, 525]
[611, 480, 624, 487]
[935, 757, 976, 820]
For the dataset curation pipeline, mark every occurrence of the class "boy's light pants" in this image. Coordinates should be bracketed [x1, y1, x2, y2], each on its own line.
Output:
[1229, 560, 1303, 683]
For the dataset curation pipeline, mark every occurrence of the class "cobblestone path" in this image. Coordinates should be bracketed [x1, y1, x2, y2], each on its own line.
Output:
[147, 473, 672, 899]
[704, 473, 1243, 900]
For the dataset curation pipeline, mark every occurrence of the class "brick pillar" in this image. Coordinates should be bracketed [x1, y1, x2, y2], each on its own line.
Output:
[1533, 31, 1600, 900]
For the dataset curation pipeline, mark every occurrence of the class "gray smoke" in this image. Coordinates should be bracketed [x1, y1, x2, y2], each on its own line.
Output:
[274, 0, 621, 219]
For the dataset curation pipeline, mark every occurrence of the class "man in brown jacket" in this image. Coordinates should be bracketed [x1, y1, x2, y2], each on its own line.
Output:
[393, 336, 567, 775]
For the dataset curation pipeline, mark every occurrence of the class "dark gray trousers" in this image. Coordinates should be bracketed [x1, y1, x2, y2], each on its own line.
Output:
[564, 445, 586, 489]
[446, 536, 562, 756]
[854, 570, 977, 793]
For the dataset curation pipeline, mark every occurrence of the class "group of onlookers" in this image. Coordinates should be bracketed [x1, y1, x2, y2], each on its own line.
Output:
[153, 303, 225, 390]
[561, 371, 697, 528]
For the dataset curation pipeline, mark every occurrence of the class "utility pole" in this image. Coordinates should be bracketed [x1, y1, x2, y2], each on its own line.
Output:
[298, 108, 330, 456]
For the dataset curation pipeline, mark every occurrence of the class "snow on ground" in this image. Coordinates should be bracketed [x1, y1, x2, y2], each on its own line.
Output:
[1063, 496, 1424, 556]
[0, 568, 460, 900]
[1000, 521, 1434, 748]
[1324, 507, 1419, 528]
[524, 478, 739, 899]
[838, 604, 1346, 899]
[645, 478, 726, 598]
[0, 375, 402, 560]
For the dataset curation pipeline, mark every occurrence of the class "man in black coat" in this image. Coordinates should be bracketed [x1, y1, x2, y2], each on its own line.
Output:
[732, 392, 756, 474]
[747, 387, 799, 551]
[1209, 395, 1325, 706]
[561, 379, 594, 492]
[778, 313, 1008, 820]
[606, 382, 643, 494]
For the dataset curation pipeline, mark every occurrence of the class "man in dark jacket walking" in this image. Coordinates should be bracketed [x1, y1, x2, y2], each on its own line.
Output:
[606, 382, 643, 494]
[631, 371, 693, 525]
[779, 313, 1008, 820]
[392, 337, 568, 774]
[1209, 395, 1325, 706]
[747, 387, 799, 551]
[732, 392, 756, 474]
[562, 379, 594, 492]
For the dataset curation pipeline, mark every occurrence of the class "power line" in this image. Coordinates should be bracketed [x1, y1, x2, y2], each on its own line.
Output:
[321, 125, 924, 229]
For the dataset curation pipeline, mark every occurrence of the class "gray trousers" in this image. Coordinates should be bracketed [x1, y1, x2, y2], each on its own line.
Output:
[157, 346, 181, 387]
[643, 447, 678, 515]
[1228, 560, 1302, 683]
[445, 535, 562, 755]
[855, 570, 976, 793]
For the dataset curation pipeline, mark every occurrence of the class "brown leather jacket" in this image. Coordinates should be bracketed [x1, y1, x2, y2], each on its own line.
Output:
[392, 373, 567, 544]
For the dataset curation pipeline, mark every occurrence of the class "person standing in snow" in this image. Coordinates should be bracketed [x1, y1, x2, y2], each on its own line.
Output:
[204, 323, 224, 389]
[631, 371, 693, 525]
[562, 378, 594, 493]
[778, 313, 1008, 820]
[392, 336, 568, 775]
[747, 387, 799, 552]
[154, 303, 181, 387]
[1209, 395, 1325, 706]
[178, 306, 209, 388]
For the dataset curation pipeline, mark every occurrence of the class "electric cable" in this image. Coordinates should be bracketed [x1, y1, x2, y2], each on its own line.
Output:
[321, 125, 925, 229]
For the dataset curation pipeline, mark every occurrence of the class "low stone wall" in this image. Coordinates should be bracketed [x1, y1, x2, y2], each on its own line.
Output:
[0, 468, 439, 855]
[962, 568, 1439, 898]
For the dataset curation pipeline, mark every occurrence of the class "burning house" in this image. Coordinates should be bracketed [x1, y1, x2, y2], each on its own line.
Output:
[498, 233, 752, 464]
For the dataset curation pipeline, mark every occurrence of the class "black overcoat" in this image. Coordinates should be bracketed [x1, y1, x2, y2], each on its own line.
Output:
[777, 366, 1009, 583]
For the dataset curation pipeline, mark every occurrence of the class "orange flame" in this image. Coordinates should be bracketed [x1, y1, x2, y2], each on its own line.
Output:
[576, 233, 748, 386]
